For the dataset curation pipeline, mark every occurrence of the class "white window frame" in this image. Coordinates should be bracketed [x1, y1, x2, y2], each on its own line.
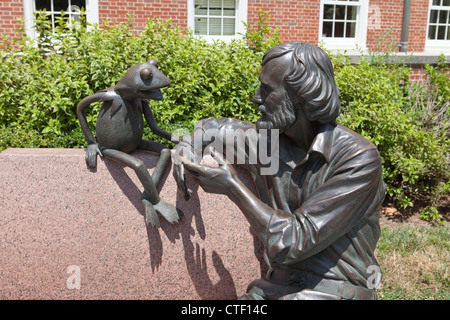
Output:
[23, 0, 99, 39]
[187, 0, 248, 42]
[319, 0, 369, 51]
[425, 0, 450, 52]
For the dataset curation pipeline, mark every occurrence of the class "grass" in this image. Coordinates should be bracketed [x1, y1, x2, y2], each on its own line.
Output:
[376, 225, 449, 300]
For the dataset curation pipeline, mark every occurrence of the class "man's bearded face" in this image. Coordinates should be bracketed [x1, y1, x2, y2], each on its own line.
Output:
[256, 90, 297, 133]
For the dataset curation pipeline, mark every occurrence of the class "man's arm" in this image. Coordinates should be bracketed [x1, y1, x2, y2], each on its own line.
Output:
[182, 144, 385, 267]
[181, 150, 274, 244]
[265, 147, 385, 265]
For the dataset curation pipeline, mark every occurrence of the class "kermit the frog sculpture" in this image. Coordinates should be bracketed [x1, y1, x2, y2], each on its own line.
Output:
[77, 60, 180, 228]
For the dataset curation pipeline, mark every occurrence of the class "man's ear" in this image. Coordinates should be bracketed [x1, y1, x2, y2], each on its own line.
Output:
[285, 84, 301, 106]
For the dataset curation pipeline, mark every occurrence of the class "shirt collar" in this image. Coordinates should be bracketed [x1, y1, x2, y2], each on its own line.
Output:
[307, 123, 335, 164]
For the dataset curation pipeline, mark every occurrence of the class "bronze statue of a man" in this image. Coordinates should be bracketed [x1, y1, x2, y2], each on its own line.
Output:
[174, 42, 385, 300]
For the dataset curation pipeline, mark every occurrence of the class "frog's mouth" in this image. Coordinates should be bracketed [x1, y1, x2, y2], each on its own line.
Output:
[140, 88, 163, 100]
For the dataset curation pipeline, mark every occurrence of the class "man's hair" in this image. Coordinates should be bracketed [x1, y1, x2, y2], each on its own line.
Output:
[262, 42, 341, 124]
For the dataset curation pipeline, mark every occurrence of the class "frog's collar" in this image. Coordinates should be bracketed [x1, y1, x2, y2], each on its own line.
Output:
[99, 87, 125, 114]
[98, 87, 144, 115]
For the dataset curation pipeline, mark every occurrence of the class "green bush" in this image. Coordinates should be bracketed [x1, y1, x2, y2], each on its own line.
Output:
[0, 14, 448, 216]
[0, 13, 273, 145]
[331, 52, 449, 215]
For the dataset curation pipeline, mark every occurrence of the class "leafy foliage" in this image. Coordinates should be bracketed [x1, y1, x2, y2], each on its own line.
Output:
[330, 51, 449, 217]
[0, 13, 448, 217]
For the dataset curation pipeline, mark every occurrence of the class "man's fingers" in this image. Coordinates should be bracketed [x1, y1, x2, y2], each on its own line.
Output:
[178, 169, 192, 200]
[209, 148, 226, 166]
[182, 178, 192, 201]
[173, 162, 192, 200]
[180, 156, 217, 177]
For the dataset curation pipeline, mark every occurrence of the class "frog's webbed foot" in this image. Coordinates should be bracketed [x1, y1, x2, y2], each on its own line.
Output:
[142, 193, 181, 228]
[154, 199, 182, 225]
[142, 195, 160, 228]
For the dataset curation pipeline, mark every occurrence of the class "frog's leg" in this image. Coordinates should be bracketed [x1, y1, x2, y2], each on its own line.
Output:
[137, 139, 171, 186]
[101, 148, 179, 228]
[137, 140, 181, 226]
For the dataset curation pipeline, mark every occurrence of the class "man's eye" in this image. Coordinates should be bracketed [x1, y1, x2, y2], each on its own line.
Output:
[260, 85, 269, 96]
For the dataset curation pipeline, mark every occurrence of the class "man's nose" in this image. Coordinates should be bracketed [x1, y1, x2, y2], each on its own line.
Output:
[252, 87, 263, 105]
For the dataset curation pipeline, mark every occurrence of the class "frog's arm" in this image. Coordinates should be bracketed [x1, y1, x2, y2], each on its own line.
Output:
[77, 92, 105, 146]
[77, 91, 108, 168]
[142, 100, 176, 143]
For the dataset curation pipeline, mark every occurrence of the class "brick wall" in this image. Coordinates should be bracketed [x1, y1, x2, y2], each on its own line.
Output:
[408, 0, 429, 52]
[98, 0, 187, 33]
[0, 0, 24, 45]
[409, 65, 428, 83]
[247, 0, 320, 45]
[0, 0, 434, 53]
[246, 1, 431, 52]
[366, 0, 429, 52]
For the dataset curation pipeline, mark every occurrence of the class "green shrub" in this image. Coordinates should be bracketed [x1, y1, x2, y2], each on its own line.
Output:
[0, 13, 273, 147]
[331, 53, 449, 213]
[0, 14, 448, 215]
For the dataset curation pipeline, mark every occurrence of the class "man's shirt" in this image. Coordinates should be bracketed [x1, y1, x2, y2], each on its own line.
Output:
[193, 117, 385, 287]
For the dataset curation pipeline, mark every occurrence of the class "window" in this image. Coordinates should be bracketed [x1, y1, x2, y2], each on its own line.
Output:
[34, 0, 86, 28]
[427, 0, 450, 41]
[23, 0, 99, 39]
[319, 0, 368, 50]
[188, 0, 247, 41]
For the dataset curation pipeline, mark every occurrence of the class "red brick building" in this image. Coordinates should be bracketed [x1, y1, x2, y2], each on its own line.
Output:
[1, 1, 450, 80]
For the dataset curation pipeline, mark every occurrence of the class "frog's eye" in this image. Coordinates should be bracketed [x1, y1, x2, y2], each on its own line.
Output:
[149, 59, 159, 69]
[140, 68, 153, 81]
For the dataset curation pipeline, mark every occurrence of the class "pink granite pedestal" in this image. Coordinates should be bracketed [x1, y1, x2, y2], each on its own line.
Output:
[0, 148, 267, 299]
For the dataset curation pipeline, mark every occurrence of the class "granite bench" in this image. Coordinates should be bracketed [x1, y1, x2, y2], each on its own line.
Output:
[0, 148, 266, 299]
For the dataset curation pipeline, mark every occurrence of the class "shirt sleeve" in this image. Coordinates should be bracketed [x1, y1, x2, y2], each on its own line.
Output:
[266, 146, 385, 266]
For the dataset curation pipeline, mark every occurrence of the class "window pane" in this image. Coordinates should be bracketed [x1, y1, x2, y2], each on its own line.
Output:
[346, 22, 356, 38]
[72, 0, 86, 8]
[430, 10, 438, 23]
[210, 0, 222, 16]
[428, 25, 437, 39]
[223, 0, 236, 17]
[195, 17, 207, 35]
[437, 25, 446, 39]
[433, 0, 441, 5]
[347, 5, 357, 20]
[223, 18, 235, 35]
[335, 5, 346, 20]
[35, 0, 51, 11]
[195, 0, 208, 15]
[323, 21, 333, 37]
[444, 0, 450, 6]
[324, 5, 334, 19]
[209, 18, 222, 35]
[439, 10, 448, 23]
[54, 0, 70, 12]
[334, 22, 344, 37]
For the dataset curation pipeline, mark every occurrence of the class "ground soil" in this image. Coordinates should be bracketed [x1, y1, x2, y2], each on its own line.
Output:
[379, 194, 450, 230]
